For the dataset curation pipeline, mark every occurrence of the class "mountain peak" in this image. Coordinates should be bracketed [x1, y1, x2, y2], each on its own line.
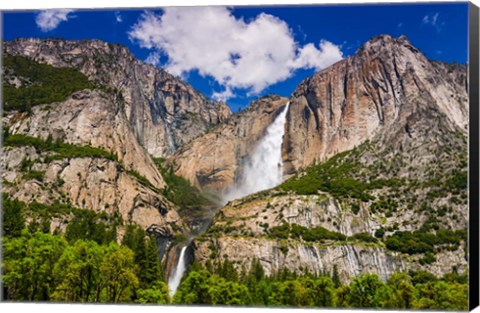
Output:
[287, 33, 468, 173]
[356, 34, 419, 56]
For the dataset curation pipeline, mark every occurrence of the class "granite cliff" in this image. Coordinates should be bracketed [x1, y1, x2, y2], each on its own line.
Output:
[283, 35, 467, 173]
[190, 35, 468, 283]
[4, 38, 232, 157]
[1, 35, 469, 284]
[1, 38, 232, 265]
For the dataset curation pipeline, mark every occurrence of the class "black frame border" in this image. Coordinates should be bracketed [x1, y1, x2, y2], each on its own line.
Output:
[469, 1, 480, 311]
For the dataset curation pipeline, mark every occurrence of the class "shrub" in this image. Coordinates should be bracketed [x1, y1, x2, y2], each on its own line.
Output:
[268, 222, 347, 242]
[385, 228, 466, 255]
[268, 223, 290, 239]
[23, 170, 45, 182]
[351, 202, 360, 215]
[4, 132, 117, 162]
[420, 252, 436, 265]
[352, 232, 377, 243]
[374, 227, 385, 238]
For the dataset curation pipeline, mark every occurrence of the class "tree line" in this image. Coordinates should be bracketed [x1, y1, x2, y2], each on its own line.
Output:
[1, 195, 468, 309]
[2, 195, 169, 303]
[172, 258, 467, 310]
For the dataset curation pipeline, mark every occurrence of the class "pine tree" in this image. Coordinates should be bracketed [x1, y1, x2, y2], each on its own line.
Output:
[332, 264, 341, 288]
[139, 234, 163, 287]
[2, 196, 25, 237]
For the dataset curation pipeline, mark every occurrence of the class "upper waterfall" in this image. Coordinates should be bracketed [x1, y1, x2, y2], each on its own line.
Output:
[223, 102, 290, 202]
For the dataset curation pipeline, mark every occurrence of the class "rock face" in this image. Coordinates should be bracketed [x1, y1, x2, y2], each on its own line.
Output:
[1, 34, 469, 285]
[196, 236, 408, 283]
[2, 148, 180, 231]
[283, 35, 468, 173]
[196, 235, 466, 284]
[6, 90, 165, 189]
[213, 193, 376, 238]
[2, 90, 186, 233]
[195, 189, 467, 283]
[1, 38, 231, 274]
[2, 38, 234, 278]
[170, 35, 468, 195]
[4, 38, 232, 157]
[192, 35, 468, 283]
[171, 95, 289, 193]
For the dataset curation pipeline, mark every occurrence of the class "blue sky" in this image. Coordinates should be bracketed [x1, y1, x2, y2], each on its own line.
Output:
[2, 2, 469, 112]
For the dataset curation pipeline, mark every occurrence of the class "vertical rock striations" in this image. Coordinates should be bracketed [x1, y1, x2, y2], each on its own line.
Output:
[284, 34, 468, 173]
[4, 38, 232, 158]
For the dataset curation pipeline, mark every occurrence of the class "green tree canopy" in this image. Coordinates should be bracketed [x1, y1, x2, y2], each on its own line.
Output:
[347, 274, 392, 308]
[100, 243, 139, 303]
[52, 240, 105, 302]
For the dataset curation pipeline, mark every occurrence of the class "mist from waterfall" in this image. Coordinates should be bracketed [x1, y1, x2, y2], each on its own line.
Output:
[168, 245, 188, 298]
[223, 102, 290, 203]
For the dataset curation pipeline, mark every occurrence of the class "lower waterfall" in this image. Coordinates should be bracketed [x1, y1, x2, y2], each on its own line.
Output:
[223, 102, 290, 202]
[168, 245, 188, 297]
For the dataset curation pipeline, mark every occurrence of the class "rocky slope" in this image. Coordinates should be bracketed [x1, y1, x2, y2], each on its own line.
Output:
[192, 35, 469, 283]
[195, 177, 467, 283]
[283, 34, 468, 174]
[2, 89, 186, 239]
[171, 95, 289, 193]
[4, 38, 232, 157]
[2, 145, 178, 232]
[5, 90, 165, 189]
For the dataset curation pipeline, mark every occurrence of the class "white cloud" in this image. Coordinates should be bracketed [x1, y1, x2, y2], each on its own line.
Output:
[115, 11, 123, 23]
[145, 51, 160, 66]
[128, 7, 343, 100]
[289, 40, 343, 71]
[35, 9, 74, 32]
[422, 12, 442, 31]
[212, 87, 234, 102]
[422, 12, 439, 25]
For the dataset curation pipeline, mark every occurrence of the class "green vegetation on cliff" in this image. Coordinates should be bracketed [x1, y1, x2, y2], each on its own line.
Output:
[268, 222, 347, 242]
[275, 136, 467, 259]
[3, 54, 95, 112]
[153, 157, 212, 219]
[385, 228, 467, 255]
[279, 147, 403, 202]
[3, 131, 118, 162]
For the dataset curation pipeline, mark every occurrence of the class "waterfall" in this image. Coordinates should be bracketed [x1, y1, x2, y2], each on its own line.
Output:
[168, 245, 188, 298]
[223, 102, 290, 202]
[166, 102, 290, 297]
